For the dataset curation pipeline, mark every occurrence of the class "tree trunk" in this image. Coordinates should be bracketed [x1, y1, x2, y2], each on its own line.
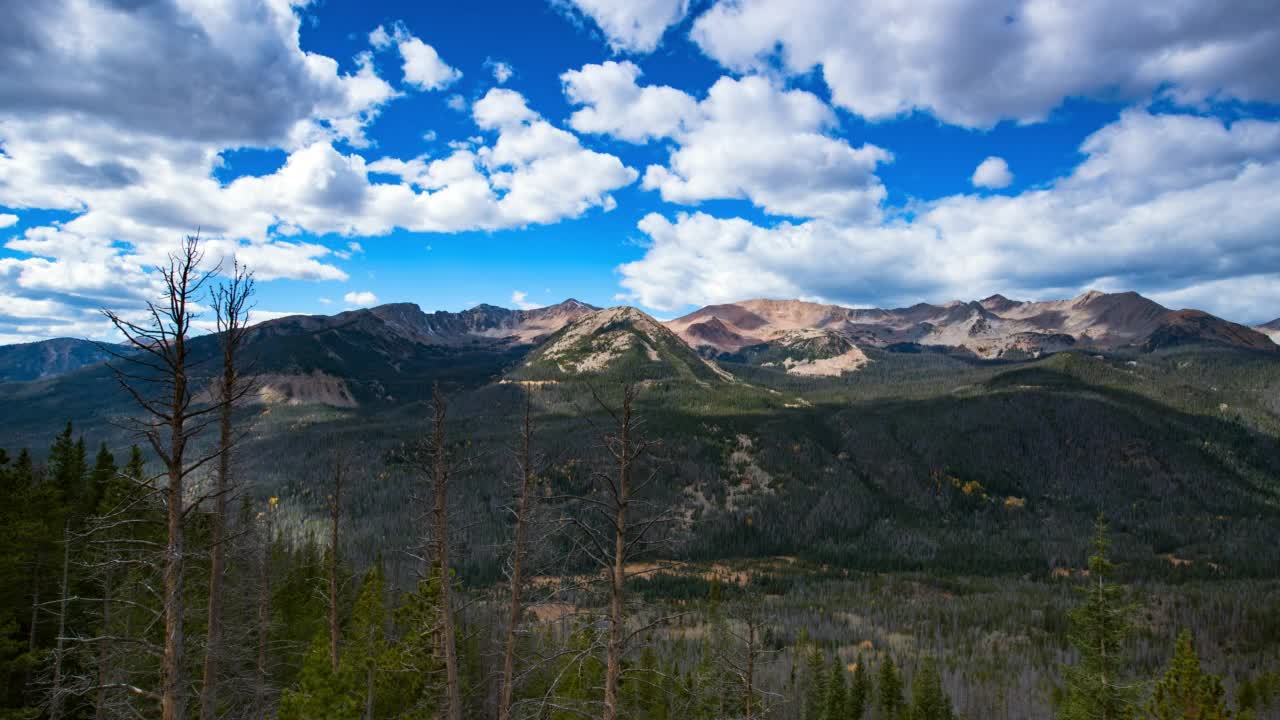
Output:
[254, 509, 271, 720]
[745, 620, 756, 720]
[431, 385, 462, 720]
[498, 392, 535, 720]
[602, 390, 633, 720]
[49, 524, 71, 720]
[199, 378, 232, 720]
[329, 460, 343, 674]
[162, 447, 186, 720]
[25, 560, 40, 695]
[95, 567, 113, 720]
[365, 667, 374, 720]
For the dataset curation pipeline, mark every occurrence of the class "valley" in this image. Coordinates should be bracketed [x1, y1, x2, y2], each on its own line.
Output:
[4, 289, 1280, 718]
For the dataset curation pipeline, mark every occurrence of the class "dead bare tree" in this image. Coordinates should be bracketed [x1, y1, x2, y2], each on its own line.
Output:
[327, 451, 347, 674]
[101, 234, 228, 720]
[199, 260, 255, 720]
[547, 383, 679, 720]
[47, 523, 72, 720]
[253, 497, 277, 720]
[428, 384, 463, 720]
[712, 599, 783, 720]
[498, 389, 541, 720]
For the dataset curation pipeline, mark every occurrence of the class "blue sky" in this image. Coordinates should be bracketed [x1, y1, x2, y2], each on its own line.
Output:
[3, 0, 1280, 342]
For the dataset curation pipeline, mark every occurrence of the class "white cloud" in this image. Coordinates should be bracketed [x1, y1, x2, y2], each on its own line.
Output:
[618, 111, 1280, 323]
[486, 59, 515, 84]
[399, 37, 462, 91]
[555, 0, 691, 53]
[563, 65, 891, 221]
[370, 22, 461, 91]
[0, 4, 635, 342]
[0, 0, 396, 148]
[0, 214, 16, 229]
[562, 61, 698, 142]
[511, 290, 541, 310]
[318, 297, 333, 305]
[446, 94, 468, 112]
[691, 0, 1280, 128]
[972, 156, 1013, 189]
[344, 290, 378, 307]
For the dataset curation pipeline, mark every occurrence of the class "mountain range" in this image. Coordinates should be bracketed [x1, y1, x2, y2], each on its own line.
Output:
[4, 289, 1280, 578]
[3, 290, 1276, 386]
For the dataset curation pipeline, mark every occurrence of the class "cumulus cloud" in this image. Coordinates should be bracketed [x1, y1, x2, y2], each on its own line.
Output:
[554, 0, 691, 53]
[344, 290, 379, 307]
[0, 0, 396, 147]
[562, 61, 699, 142]
[0, 3, 634, 341]
[972, 157, 1013, 189]
[563, 64, 891, 221]
[691, 0, 1280, 128]
[618, 111, 1280, 322]
[370, 22, 461, 91]
[0, 214, 16, 229]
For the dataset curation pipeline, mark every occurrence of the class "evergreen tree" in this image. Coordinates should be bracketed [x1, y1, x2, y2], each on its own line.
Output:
[1146, 630, 1231, 720]
[276, 630, 356, 720]
[879, 655, 905, 720]
[822, 653, 847, 720]
[347, 564, 388, 720]
[1058, 517, 1138, 720]
[804, 646, 827, 720]
[850, 653, 870, 720]
[83, 442, 114, 521]
[379, 572, 444, 720]
[47, 422, 87, 515]
[910, 659, 953, 720]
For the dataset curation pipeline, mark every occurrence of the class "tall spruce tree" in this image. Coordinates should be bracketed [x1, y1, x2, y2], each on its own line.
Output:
[1146, 630, 1231, 720]
[1059, 516, 1138, 720]
[822, 654, 847, 720]
[879, 655, 905, 720]
[910, 659, 953, 720]
[850, 653, 870, 720]
[804, 646, 827, 720]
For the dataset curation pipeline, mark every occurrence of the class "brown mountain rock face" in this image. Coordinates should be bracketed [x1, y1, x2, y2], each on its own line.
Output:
[665, 291, 1277, 359]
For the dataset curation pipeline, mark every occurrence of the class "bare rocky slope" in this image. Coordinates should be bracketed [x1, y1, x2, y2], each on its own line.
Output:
[668, 290, 1276, 360]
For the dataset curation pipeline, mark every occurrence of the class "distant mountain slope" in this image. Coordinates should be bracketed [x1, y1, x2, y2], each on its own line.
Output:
[669, 291, 1276, 359]
[255, 298, 598, 348]
[511, 306, 733, 384]
[0, 338, 118, 382]
[1256, 318, 1280, 343]
[225, 298, 597, 403]
[731, 329, 870, 376]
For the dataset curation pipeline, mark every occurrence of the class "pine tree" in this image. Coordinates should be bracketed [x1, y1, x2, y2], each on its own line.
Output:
[347, 564, 387, 720]
[804, 646, 827, 720]
[879, 655, 905, 720]
[822, 653, 847, 720]
[379, 571, 444, 720]
[1146, 630, 1231, 720]
[47, 422, 86, 516]
[276, 630, 356, 720]
[1058, 516, 1138, 720]
[850, 653, 870, 719]
[910, 658, 953, 720]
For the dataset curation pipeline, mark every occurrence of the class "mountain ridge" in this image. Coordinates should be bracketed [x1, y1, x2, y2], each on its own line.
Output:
[668, 290, 1276, 359]
[1, 291, 1273, 383]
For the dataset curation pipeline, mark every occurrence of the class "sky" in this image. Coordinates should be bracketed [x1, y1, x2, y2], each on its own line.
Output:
[2, 0, 1280, 343]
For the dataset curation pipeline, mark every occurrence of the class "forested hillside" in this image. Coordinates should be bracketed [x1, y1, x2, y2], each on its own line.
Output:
[2, 242, 1279, 718]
